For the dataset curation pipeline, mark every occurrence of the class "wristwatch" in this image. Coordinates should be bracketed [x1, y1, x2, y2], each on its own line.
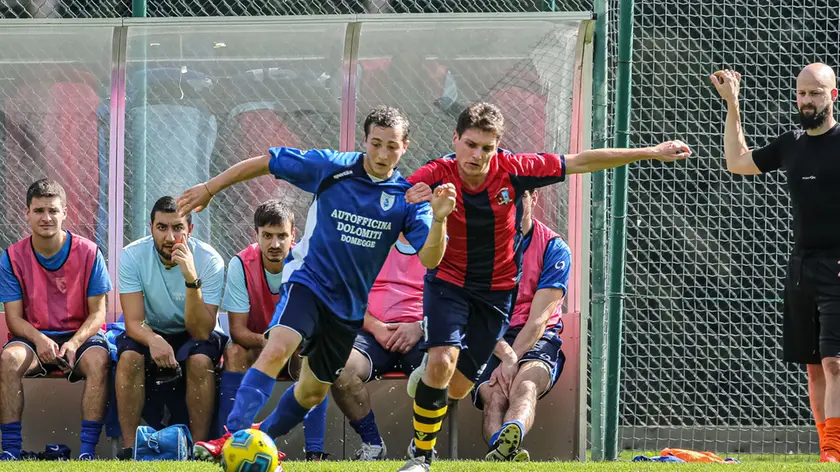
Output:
[185, 278, 202, 289]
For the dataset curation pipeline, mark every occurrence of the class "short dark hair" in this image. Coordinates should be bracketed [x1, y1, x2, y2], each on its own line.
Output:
[455, 102, 505, 138]
[254, 199, 294, 230]
[26, 179, 66, 208]
[363, 105, 410, 141]
[150, 196, 191, 225]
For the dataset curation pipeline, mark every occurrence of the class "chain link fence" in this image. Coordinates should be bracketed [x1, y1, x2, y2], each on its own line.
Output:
[0, 26, 114, 252]
[615, 0, 835, 457]
[0, 0, 592, 17]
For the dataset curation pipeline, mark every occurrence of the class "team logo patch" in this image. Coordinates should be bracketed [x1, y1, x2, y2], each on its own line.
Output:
[380, 192, 395, 211]
[55, 277, 67, 294]
[495, 187, 512, 205]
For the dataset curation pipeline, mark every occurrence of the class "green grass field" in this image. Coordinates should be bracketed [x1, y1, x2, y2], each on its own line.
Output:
[0, 456, 827, 472]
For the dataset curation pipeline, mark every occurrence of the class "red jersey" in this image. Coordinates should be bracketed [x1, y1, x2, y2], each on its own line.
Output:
[407, 150, 565, 291]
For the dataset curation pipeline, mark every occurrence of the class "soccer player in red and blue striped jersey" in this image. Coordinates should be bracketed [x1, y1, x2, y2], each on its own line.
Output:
[398, 103, 692, 471]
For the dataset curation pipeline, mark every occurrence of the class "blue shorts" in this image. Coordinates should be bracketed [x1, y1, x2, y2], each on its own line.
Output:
[116, 329, 227, 427]
[352, 329, 425, 381]
[471, 325, 565, 410]
[4, 330, 109, 383]
[419, 275, 514, 383]
[267, 282, 363, 384]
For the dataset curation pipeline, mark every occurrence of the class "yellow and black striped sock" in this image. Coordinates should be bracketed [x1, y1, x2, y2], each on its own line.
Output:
[412, 380, 448, 462]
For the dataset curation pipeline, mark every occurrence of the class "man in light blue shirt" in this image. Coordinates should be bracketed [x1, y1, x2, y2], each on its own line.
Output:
[114, 196, 227, 459]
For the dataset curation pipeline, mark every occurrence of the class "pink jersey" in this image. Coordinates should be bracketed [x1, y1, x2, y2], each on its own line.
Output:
[509, 219, 565, 329]
[7, 233, 97, 331]
[366, 243, 425, 323]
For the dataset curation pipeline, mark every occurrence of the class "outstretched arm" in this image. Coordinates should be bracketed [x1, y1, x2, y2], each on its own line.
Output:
[177, 155, 272, 216]
[565, 140, 692, 174]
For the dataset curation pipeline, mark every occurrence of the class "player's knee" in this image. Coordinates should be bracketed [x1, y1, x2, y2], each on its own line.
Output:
[118, 350, 145, 369]
[333, 365, 362, 391]
[186, 354, 214, 377]
[261, 336, 295, 367]
[427, 347, 458, 383]
[224, 343, 250, 371]
[823, 358, 840, 378]
[514, 361, 551, 396]
[296, 383, 329, 409]
[80, 349, 110, 379]
[0, 346, 29, 375]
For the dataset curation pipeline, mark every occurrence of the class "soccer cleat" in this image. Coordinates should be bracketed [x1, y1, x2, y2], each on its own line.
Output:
[116, 447, 133, 461]
[484, 422, 523, 461]
[354, 439, 387, 460]
[305, 451, 330, 461]
[406, 439, 438, 461]
[512, 448, 530, 462]
[194, 432, 231, 462]
[0, 451, 19, 461]
[396, 456, 430, 472]
[194, 423, 264, 462]
[820, 450, 840, 462]
[407, 353, 428, 398]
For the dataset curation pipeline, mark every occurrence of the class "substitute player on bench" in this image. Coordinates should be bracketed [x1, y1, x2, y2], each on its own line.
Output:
[472, 189, 570, 462]
[200, 199, 329, 461]
[0, 179, 111, 461]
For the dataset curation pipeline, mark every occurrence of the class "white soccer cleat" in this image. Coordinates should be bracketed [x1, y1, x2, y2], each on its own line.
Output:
[396, 456, 430, 472]
[407, 353, 428, 398]
[354, 439, 387, 460]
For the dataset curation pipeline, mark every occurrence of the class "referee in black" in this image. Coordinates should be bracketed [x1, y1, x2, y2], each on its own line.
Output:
[711, 62, 840, 463]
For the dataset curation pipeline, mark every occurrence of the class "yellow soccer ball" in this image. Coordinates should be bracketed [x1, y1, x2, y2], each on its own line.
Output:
[220, 428, 279, 472]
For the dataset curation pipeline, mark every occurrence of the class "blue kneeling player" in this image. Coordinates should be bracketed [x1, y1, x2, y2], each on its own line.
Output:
[178, 106, 456, 461]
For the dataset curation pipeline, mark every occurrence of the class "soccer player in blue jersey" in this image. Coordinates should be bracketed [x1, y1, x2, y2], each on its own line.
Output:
[176, 106, 456, 460]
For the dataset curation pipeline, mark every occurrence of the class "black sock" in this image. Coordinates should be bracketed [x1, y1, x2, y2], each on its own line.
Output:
[412, 380, 448, 463]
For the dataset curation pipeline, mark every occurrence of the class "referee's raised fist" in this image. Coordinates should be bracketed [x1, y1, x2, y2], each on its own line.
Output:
[710, 69, 741, 104]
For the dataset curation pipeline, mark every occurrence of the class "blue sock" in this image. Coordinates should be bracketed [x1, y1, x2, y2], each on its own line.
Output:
[303, 396, 328, 453]
[227, 368, 275, 432]
[219, 371, 245, 431]
[259, 384, 310, 439]
[349, 410, 382, 446]
[493, 420, 526, 445]
[80, 420, 103, 456]
[1, 422, 22, 458]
